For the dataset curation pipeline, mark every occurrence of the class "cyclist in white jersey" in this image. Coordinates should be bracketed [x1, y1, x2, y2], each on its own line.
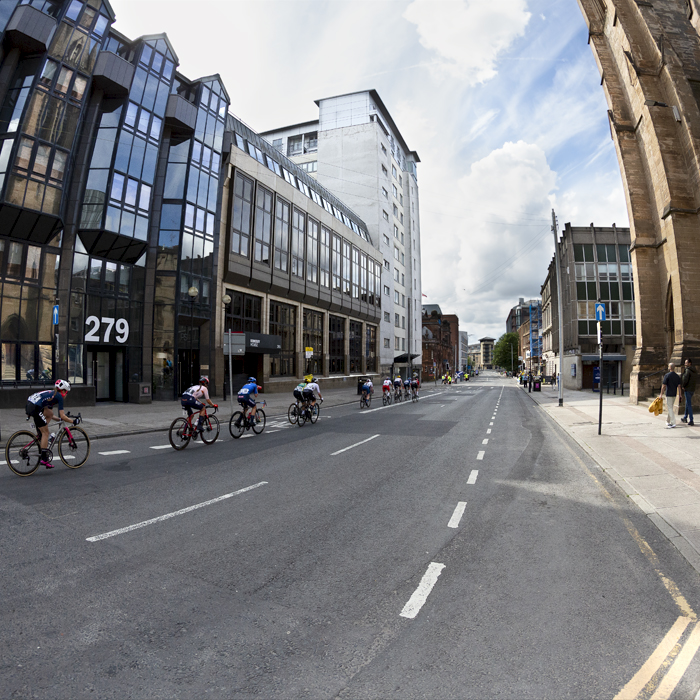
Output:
[181, 377, 217, 436]
[302, 378, 323, 409]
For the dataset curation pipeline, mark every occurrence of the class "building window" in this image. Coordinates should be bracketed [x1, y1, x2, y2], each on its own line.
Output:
[253, 185, 273, 265]
[383, 234, 390, 246]
[351, 247, 359, 299]
[393, 204, 398, 217]
[306, 217, 319, 284]
[349, 320, 362, 373]
[384, 312, 390, 322]
[272, 138, 283, 152]
[381, 143, 387, 155]
[393, 184, 398, 198]
[291, 208, 304, 278]
[366, 325, 377, 372]
[384, 285, 390, 296]
[320, 225, 330, 288]
[287, 135, 302, 156]
[274, 196, 290, 272]
[304, 131, 318, 152]
[395, 336, 400, 351]
[384, 338, 390, 348]
[231, 172, 253, 257]
[303, 308, 323, 376]
[225, 290, 262, 333]
[299, 160, 317, 173]
[394, 290, 400, 304]
[383, 210, 389, 221]
[382, 187, 388, 199]
[329, 314, 345, 373]
[332, 234, 341, 292]
[269, 301, 296, 376]
[395, 313, 400, 327]
[402, 316, 405, 329]
[342, 241, 351, 296]
[394, 225, 399, 239]
[392, 165, 397, 178]
[394, 268, 399, 282]
[382, 165, 388, 177]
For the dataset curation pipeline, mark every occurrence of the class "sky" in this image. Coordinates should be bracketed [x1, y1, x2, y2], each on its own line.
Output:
[112, 0, 630, 344]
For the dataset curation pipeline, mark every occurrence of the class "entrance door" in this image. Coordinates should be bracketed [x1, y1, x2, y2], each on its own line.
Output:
[178, 349, 200, 394]
[87, 347, 126, 401]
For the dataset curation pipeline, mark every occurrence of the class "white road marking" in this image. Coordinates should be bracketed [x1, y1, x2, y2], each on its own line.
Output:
[150, 445, 171, 450]
[477, 451, 485, 460]
[363, 392, 445, 412]
[487, 429, 492, 434]
[98, 450, 130, 456]
[62, 455, 75, 460]
[400, 562, 446, 619]
[448, 502, 467, 528]
[240, 434, 253, 439]
[87, 481, 268, 542]
[331, 434, 380, 455]
[489, 422, 493, 426]
[467, 470, 478, 484]
[267, 430, 280, 433]
[0, 460, 19, 465]
[482, 438, 489, 445]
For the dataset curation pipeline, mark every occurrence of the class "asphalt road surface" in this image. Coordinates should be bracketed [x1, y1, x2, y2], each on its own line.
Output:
[3, 371, 700, 699]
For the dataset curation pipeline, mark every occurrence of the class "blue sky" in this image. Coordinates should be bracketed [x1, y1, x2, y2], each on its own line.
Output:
[113, 0, 629, 343]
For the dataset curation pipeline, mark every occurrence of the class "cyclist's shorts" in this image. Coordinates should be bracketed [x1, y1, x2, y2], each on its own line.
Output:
[181, 395, 204, 414]
[411, 381, 418, 388]
[238, 395, 256, 408]
[302, 388, 315, 401]
[293, 388, 304, 401]
[25, 401, 47, 429]
[362, 384, 372, 393]
[383, 385, 391, 392]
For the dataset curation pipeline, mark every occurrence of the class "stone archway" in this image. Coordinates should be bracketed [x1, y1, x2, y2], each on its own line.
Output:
[577, 0, 700, 402]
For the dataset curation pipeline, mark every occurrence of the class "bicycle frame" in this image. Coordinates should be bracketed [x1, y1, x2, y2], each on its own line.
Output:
[181, 406, 217, 437]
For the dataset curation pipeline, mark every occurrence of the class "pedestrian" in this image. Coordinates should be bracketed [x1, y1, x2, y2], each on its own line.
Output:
[681, 358, 697, 426]
[659, 362, 682, 428]
[528, 372, 532, 393]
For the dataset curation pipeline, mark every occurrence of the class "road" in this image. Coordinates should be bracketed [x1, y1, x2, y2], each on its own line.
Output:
[2, 370, 700, 699]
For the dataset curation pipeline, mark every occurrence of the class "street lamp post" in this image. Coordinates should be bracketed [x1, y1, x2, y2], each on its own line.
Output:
[222, 293, 232, 412]
[552, 209, 565, 407]
[185, 285, 198, 393]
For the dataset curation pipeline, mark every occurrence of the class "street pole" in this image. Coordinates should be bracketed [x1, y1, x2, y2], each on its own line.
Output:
[552, 209, 565, 407]
[598, 317, 603, 435]
[227, 330, 234, 416]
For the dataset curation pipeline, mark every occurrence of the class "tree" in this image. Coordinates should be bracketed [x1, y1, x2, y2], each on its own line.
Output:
[493, 332, 519, 372]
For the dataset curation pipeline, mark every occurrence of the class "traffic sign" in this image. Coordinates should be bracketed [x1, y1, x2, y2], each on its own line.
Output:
[52, 305, 59, 325]
[223, 331, 245, 356]
[305, 346, 313, 359]
[595, 302, 606, 321]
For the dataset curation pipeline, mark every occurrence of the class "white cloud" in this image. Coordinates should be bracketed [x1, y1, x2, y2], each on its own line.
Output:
[403, 0, 531, 83]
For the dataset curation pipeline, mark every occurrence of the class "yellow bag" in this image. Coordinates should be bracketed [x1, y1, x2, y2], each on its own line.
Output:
[648, 396, 663, 416]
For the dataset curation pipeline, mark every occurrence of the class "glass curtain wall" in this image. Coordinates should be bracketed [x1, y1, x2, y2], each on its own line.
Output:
[269, 300, 295, 376]
[329, 315, 344, 374]
[302, 308, 323, 376]
[349, 320, 362, 373]
[366, 325, 377, 373]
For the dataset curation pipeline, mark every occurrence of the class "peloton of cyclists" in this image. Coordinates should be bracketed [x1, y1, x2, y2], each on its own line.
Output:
[181, 376, 217, 438]
[25, 379, 80, 469]
[237, 377, 260, 425]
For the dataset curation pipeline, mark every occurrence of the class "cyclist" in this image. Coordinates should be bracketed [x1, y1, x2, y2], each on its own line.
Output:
[181, 376, 217, 438]
[403, 376, 411, 398]
[361, 377, 373, 405]
[302, 377, 323, 414]
[382, 377, 392, 398]
[411, 374, 420, 398]
[393, 375, 403, 399]
[237, 377, 260, 425]
[26, 379, 79, 469]
[293, 378, 307, 406]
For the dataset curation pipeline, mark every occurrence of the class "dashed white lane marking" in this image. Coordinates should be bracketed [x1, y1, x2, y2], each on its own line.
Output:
[467, 470, 478, 484]
[63, 455, 75, 460]
[482, 439, 489, 445]
[240, 434, 253, 439]
[477, 451, 485, 460]
[0, 460, 19, 465]
[87, 481, 268, 542]
[448, 502, 467, 528]
[331, 434, 380, 456]
[363, 392, 445, 412]
[98, 450, 130, 456]
[400, 562, 446, 619]
[489, 422, 494, 426]
[267, 430, 280, 433]
[150, 445, 170, 450]
[487, 429, 492, 434]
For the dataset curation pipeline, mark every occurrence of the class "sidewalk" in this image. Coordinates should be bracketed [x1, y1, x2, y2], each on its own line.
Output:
[523, 381, 700, 573]
[0, 385, 375, 443]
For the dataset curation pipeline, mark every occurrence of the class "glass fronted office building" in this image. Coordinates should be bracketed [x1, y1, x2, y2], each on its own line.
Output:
[0, 0, 379, 404]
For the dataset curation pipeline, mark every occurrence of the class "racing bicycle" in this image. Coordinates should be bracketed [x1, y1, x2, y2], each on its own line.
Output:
[360, 390, 372, 409]
[229, 400, 267, 438]
[5, 413, 90, 476]
[382, 390, 393, 406]
[297, 399, 320, 426]
[169, 406, 220, 450]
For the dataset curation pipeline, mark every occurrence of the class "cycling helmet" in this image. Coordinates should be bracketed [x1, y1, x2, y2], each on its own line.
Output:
[312, 377, 318, 382]
[55, 379, 70, 393]
[248, 377, 257, 383]
[199, 376, 209, 385]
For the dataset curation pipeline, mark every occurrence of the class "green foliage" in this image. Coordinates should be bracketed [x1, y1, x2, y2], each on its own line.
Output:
[494, 332, 519, 371]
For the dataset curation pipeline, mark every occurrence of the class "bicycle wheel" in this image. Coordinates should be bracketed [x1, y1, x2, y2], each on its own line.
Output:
[382, 393, 388, 406]
[298, 408, 307, 427]
[229, 411, 245, 439]
[310, 404, 320, 424]
[5, 430, 41, 476]
[200, 415, 220, 445]
[366, 394, 372, 408]
[169, 417, 191, 450]
[58, 426, 90, 468]
[252, 409, 266, 434]
[288, 403, 299, 425]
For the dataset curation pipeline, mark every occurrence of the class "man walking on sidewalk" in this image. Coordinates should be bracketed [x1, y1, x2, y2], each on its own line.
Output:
[681, 358, 697, 426]
[660, 362, 682, 428]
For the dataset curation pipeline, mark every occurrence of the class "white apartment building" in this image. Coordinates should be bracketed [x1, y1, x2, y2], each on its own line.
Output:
[262, 90, 422, 377]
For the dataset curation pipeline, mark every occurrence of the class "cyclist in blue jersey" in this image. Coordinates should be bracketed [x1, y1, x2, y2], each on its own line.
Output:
[237, 377, 260, 424]
[26, 379, 79, 469]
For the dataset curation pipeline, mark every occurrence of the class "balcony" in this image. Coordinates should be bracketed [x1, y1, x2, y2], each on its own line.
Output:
[4, 4, 57, 54]
[92, 51, 135, 98]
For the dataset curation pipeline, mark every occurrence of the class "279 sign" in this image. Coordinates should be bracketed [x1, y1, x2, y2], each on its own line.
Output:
[84, 316, 130, 344]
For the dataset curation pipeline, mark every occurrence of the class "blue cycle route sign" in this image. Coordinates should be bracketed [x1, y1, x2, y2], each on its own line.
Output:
[595, 303, 606, 321]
